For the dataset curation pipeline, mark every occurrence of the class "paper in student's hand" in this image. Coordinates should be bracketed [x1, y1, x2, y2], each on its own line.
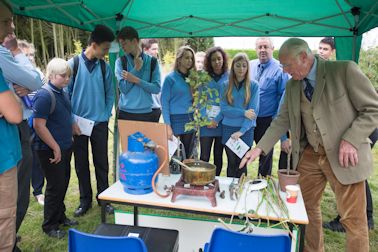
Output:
[206, 105, 220, 119]
[168, 135, 179, 158]
[73, 115, 94, 137]
[225, 137, 250, 159]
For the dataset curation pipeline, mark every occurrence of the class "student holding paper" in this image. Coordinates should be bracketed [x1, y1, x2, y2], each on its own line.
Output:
[67, 25, 115, 217]
[221, 53, 259, 178]
[161, 46, 196, 158]
[33, 58, 78, 239]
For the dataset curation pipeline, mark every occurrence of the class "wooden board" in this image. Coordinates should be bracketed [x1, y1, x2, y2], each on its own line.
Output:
[118, 120, 170, 175]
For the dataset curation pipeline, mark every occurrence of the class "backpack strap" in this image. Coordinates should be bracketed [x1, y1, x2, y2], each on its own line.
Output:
[69, 55, 80, 98]
[41, 85, 56, 114]
[99, 59, 107, 95]
[150, 57, 157, 82]
[73, 55, 79, 84]
[100, 59, 106, 87]
[121, 55, 128, 71]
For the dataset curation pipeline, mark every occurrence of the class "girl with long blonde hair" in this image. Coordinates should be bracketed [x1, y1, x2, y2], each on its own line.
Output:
[161, 46, 196, 158]
[221, 53, 260, 177]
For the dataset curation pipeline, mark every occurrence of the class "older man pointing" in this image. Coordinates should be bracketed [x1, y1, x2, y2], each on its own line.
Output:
[240, 38, 378, 252]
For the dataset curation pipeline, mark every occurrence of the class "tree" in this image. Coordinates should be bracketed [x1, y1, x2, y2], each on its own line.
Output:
[13, 16, 89, 69]
[186, 37, 214, 52]
[359, 46, 378, 90]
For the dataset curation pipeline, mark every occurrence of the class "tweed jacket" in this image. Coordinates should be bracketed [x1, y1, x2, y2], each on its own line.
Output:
[257, 56, 378, 185]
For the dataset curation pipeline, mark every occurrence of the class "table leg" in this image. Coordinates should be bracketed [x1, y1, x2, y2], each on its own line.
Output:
[299, 224, 305, 252]
[134, 206, 139, 226]
[101, 201, 106, 223]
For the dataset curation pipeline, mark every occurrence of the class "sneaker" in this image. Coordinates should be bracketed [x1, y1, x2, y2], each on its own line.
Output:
[61, 218, 79, 227]
[35, 194, 45, 206]
[45, 229, 66, 239]
[105, 204, 115, 215]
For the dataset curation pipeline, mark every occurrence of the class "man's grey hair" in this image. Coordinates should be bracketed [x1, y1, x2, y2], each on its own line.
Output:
[279, 38, 312, 57]
[255, 37, 274, 48]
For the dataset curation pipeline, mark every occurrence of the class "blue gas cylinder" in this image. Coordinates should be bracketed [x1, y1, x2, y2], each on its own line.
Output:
[119, 132, 159, 195]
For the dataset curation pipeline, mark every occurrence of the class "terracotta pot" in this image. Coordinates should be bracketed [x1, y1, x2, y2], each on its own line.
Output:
[181, 160, 216, 186]
[277, 169, 300, 192]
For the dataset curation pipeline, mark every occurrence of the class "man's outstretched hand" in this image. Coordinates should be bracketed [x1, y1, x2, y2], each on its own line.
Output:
[239, 148, 262, 168]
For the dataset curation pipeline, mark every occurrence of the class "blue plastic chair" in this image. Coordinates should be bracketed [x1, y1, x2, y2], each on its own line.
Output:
[68, 228, 148, 252]
[204, 228, 291, 252]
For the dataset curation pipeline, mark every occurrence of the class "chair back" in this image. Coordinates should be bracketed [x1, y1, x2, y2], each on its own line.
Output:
[68, 228, 148, 252]
[204, 228, 291, 252]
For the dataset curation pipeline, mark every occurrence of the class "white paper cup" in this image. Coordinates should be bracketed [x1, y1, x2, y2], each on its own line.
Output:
[285, 185, 300, 203]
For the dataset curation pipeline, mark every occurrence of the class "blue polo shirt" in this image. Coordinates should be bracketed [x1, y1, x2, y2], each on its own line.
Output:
[0, 68, 21, 174]
[249, 58, 289, 117]
[32, 82, 73, 150]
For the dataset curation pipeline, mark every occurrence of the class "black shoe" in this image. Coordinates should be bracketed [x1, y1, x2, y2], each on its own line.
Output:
[368, 217, 374, 230]
[323, 216, 345, 232]
[74, 204, 92, 217]
[61, 218, 79, 227]
[105, 204, 115, 215]
[45, 229, 66, 239]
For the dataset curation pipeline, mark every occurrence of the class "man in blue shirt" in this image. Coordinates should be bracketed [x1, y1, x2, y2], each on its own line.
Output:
[67, 25, 115, 217]
[249, 37, 289, 176]
[0, 1, 43, 247]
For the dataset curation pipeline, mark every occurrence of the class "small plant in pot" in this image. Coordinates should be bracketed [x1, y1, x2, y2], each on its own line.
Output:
[277, 141, 300, 192]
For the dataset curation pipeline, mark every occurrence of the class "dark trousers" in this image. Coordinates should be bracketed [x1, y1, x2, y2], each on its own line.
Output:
[178, 133, 196, 159]
[366, 181, 373, 219]
[31, 148, 44, 196]
[366, 128, 378, 219]
[225, 146, 246, 178]
[118, 110, 155, 122]
[73, 122, 109, 207]
[37, 148, 72, 233]
[16, 120, 32, 232]
[151, 108, 162, 123]
[254, 116, 273, 176]
[200, 136, 223, 176]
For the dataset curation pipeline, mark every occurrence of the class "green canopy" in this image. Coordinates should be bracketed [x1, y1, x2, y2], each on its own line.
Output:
[9, 0, 378, 61]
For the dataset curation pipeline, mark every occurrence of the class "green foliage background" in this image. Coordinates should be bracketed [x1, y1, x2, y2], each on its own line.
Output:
[359, 47, 378, 90]
[224, 49, 279, 61]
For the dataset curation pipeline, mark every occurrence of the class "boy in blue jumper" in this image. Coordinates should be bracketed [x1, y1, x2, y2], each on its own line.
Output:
[115, 26, 161, 122]
[67, 24, 115, 217]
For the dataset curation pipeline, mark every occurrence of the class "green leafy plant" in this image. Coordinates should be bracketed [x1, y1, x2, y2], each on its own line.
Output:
[184, 69, 216, 160]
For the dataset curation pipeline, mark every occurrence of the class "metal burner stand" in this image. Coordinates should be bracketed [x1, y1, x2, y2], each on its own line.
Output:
[171, 178, 219, 207]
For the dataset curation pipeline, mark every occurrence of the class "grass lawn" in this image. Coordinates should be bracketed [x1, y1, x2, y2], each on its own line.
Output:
[17, 115, 378, 251]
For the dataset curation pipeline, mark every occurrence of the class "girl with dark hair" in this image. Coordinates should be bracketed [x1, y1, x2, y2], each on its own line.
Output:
[161, 46, 196, 157]
[200, 47, 228, 175]
[221, 53, 259, 178]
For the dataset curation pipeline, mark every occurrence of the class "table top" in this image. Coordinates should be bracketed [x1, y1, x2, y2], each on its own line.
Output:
[99, 174, 309, 225]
